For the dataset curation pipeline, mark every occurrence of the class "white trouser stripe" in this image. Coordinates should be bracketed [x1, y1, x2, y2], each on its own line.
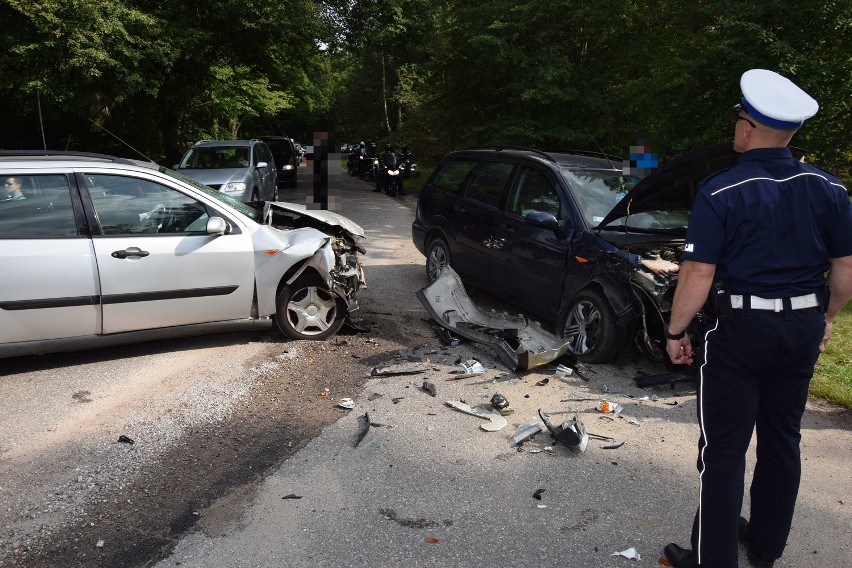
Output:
[696, 319, 719, 565]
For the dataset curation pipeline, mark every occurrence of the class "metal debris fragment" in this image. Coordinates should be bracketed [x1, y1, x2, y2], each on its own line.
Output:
[445, 400, 508, 432]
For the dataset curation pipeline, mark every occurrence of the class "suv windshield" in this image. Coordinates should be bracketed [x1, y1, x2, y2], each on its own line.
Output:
[179, 146, 250, 169]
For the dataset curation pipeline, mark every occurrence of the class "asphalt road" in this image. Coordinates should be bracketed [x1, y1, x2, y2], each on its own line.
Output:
[145, 162, 852, 568]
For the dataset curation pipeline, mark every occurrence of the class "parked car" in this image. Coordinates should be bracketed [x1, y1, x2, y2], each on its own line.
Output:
[0, 150, 367, 359]
[175, 139, 278, 202]
[257, 135, 299, 189]
[412, 144, 744, 363]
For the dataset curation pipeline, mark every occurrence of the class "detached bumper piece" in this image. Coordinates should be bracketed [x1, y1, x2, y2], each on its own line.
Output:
[416, 267, 573, 371]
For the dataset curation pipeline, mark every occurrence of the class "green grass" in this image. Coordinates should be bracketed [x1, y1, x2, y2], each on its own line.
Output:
[811, 302, 852, 408]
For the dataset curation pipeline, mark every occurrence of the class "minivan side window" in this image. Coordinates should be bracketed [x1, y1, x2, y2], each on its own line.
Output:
[508, 167, 561, 218]
[465, 162, 515, 208]
[0, 174, 78, 238]
[430, 159, 478, 195]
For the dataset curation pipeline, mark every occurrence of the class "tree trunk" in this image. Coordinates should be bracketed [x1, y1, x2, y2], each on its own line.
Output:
[381, 52, 391, 135]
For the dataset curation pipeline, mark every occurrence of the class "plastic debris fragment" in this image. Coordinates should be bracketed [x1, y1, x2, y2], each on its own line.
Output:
[595, 401, 624, 414]
[337, 398, 355, 409]
[449, 358, 484, 379]
[445, 400, 508, 432]
[533, 488, 545, 500]
[610, 547, 641, 560]
[282, 494, 303, 500]
[555, 364, 573, 377]
[535, 378, 550, 386]
[513, 420, 546, 445]
[425, 537, 440, 544]
[539, 409, 588, 452]
[117, 435, 134, 445]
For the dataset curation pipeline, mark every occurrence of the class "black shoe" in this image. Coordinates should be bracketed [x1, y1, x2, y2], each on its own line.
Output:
[663, 543, 698, 568]
[738, 517, 775, 568]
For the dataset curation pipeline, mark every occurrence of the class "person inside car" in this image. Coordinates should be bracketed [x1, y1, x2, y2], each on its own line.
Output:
[4, 176, 25, 200]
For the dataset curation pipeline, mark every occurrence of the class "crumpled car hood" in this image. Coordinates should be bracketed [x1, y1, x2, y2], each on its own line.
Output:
[598, 142, 807, 229]
[264, 202, 365, 239]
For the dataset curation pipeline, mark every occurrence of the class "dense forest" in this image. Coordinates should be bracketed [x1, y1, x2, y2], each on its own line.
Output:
[1, 0, 849, 179]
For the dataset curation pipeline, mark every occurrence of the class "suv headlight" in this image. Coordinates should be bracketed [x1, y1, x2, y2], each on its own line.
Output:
[222, 181, 246, 192]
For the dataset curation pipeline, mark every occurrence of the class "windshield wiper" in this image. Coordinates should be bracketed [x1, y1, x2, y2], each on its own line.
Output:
[595, 224, 685, 234]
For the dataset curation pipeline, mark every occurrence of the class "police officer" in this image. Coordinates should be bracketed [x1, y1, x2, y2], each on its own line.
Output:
[663, 69, 852, 568]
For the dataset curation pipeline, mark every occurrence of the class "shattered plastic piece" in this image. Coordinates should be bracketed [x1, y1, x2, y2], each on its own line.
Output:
[96, 540, 105, 548]
[555, 364, 573, 377]
[422, 381, 438, 397]
[535, 378, 550, 386]
[533, 488, 545, 500]
[449, 358, 484, 378]
[611, 547, 641, 561]
[282, 494, 303, 500]
[337, 398, 356, 409]
[117, 435, 134, 445]
[425, 536, 440, 544]
[513, 420, 546, 445]
[595, 401, 624, 414]
[445, 400, 508, 432]
[539, 409, 589, 452]
[371, 362, 434, 376]
[416, 267, 575, 370]
[601, 441, 626, 449]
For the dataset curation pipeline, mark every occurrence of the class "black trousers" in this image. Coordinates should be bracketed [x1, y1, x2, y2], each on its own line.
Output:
[689, 305, 823, 567]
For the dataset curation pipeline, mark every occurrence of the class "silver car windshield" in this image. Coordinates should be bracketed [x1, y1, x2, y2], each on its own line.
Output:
[179, 146, 250, 169]
[162, 168, 261, 221]
[562, 168, 688, 231]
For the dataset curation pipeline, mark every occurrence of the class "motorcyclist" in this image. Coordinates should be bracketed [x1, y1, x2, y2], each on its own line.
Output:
[363, 141, 378, 181]
[356, 141, 369, 179]
[376, 143, 396, 193]
[347, 143, 360, 175]
[398, 144, 413, 162]
[398, 144, 415, 182]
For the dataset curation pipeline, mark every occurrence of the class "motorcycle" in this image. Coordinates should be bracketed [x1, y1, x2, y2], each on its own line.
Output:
[399, 156, 417, 179]
[379, 154, 404, 197]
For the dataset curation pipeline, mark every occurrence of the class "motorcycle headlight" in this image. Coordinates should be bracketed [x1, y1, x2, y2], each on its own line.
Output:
[390, 169, 400, 175]
[282, 165, 294, 170]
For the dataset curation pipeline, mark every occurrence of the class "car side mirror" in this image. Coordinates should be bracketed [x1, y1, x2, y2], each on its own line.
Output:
[525, 211, 560, 230]
[206, 216, 229, 235]
[256, 161, 268, 169]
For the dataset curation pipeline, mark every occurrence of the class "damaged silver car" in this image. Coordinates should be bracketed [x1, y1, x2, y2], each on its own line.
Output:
[412, 144, 748, 363]
[0, 151, 366, 359]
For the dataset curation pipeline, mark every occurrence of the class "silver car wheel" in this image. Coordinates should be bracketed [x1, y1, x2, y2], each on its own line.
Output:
[564, 299, 601, 355]
[276, 275, 346, 340]
[426, 237, 451, 283]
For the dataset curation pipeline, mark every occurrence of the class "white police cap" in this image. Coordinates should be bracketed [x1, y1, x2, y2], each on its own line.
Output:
[740, 69, 818, 129]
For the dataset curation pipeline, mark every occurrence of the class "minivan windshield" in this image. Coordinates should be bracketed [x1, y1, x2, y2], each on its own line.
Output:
[561, 168, 689, 231]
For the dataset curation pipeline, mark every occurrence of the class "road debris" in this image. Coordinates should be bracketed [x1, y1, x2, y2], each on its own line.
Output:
[282, 494, 303, 500]
[422, 381, 438, 397]
[337, 398, 355, 409]
[533, 488, 545, 500]
[447, 358, 484, 379]
[611, 547, 641, 560]
[555, 364, 573, 377]
[539, 409, 588, 452]
[595, 401, 624, 414]
[513, 420, 546, 445]
[371, 362, 434, 376]
[445, 400, 508, 432]
[117, 435, 134, 445]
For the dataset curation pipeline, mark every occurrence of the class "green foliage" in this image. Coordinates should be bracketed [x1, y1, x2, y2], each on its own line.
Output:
[812, 303, 852, 408]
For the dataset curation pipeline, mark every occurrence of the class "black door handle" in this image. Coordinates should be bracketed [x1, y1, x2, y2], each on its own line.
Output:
[112, 249, 150, 259]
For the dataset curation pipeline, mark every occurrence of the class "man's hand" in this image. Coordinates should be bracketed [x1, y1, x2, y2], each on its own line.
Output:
[666, 336, 694, 365]
[819, 320, 832, 353]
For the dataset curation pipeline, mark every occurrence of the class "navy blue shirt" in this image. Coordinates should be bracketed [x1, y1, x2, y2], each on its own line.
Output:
[682, 147, 852, 297]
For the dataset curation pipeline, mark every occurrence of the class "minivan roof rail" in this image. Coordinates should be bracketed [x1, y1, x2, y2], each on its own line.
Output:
[546, 148, 623, 167]
[468, 145, 557, 164]
[0, 150, 138, 165]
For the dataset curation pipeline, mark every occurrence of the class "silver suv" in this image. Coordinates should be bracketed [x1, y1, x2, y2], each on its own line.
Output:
[175, 139, 278, 202]
[0, 150, 366, 359]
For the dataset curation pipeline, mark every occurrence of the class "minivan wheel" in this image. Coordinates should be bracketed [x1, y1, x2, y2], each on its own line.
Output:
[562, 288, 621, 363]
[425, 237, 452, 283]
[275, 275, 346, 340]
